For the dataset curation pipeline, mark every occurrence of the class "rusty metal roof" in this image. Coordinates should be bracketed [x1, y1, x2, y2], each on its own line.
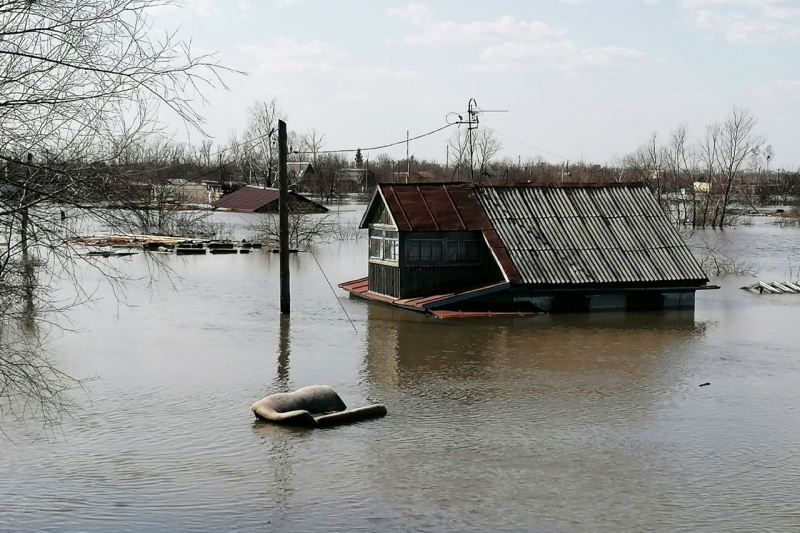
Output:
[213, 186, 327, 213]
[365, 183, 521, 282]
[376, 183, 489, 231]
[473, 184, 708, 285]
[213, 186, 279, 212]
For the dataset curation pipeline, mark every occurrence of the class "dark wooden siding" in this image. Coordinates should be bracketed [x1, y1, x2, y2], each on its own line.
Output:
[369, 262, 401, 297]
[397, 231, 503, 298]
[398, 264, 498, 298]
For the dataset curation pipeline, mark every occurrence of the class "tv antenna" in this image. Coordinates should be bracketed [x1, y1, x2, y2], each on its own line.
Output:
[448, 99, 508, 182]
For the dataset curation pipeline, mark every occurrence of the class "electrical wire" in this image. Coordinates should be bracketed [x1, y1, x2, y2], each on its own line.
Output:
[293, 123, 455, 155]
[118, 121, 455, 177]
[309, 250, 358, 334]
[482, 126, 570, 162]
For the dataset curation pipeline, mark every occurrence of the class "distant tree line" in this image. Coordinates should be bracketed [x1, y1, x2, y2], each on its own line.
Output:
[98, 98, 799, 231]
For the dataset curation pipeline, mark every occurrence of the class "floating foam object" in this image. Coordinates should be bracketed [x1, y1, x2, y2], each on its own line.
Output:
[250, 385, 387, 428]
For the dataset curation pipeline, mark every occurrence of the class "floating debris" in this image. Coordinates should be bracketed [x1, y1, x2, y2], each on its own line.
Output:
[251, 385, 387, 428]
[69, 234, 267, 256]
[741, 281, 800, 294]
[82, 250, 138, 258]
[175, 247, 206, 256]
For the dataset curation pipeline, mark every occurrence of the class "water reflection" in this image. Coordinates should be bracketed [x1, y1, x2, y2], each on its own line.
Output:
[275, 314, 291, 391]
[365, 304, 706, 405]
[4, 215, 800, 532]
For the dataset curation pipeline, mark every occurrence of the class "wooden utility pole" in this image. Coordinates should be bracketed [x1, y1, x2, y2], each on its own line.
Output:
[406, 130, 410, 184]
[278, 120, 290, 314]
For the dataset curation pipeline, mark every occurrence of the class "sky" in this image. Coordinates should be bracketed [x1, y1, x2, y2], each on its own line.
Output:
[150, 0, 800, 168]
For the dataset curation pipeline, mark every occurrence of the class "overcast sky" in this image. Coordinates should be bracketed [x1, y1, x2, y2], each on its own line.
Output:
[152, 0, 800, 168]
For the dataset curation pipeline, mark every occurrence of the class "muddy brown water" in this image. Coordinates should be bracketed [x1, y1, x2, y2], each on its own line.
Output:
[2, 209, 800, 532]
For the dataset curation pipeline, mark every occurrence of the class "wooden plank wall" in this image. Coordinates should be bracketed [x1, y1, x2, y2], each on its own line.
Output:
[369, 262, 401, 298]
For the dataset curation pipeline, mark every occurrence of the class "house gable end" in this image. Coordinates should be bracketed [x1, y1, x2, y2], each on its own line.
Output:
[359, 188, 397, 229]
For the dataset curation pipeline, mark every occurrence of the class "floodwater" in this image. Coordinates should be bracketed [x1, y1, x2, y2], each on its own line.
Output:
[2, 209, 800, 532]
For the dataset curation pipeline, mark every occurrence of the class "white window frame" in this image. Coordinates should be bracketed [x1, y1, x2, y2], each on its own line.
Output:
[369, 224, 399, 265]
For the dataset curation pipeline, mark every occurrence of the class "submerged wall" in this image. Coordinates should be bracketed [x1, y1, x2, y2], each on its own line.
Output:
[467, 290, 700, 313]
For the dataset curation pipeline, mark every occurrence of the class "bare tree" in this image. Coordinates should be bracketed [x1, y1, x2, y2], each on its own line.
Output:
[301, 129, 325, 168]
[717, 107, 764, 227]
[474, 129, 502, 178]
[0, 0, 226, 432]
[663, 125, 695, 225]
[447, 128, 471, 181]
[446, 127, 502, 182]
[312, 153, 349, 201]
[244, 99, 285, 187]
[251, 208, 332, 250]
[696, 122, 722, 228]
[198, 139, 214, 169]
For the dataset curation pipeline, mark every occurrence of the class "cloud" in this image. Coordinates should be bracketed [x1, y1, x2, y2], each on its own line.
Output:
[273, 0, 302, 6]
[387, 3, 432, 25]
[475, 41, 645, 73]
[238, 38, 418, 80]
[391, 15, 564, 44]
[682, 0, 800, 42]
[387, 4, 644, 74]
[147, 0, 222, 18]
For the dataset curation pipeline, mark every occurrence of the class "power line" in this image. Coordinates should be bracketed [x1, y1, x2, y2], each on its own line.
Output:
[119, 121, 455, 178]
[309, 250, 358, 334]
[293, 123, 455, 155]
[483, 126, 570, 162]
[120, 127, 279, 177]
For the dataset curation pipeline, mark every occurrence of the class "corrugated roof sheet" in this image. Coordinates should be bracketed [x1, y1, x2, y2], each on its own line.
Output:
[473, 184, 708, 285]
[213, 186, 279, 212]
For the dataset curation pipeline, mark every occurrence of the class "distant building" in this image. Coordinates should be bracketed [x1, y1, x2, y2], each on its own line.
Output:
[388, 170, 438, 183]
[165, 179, 223, 205]
[336, 168, 375, 193]
[212, 185, 328, 213]
[340, 182, 714, 317]
[287, 162, 315, 189]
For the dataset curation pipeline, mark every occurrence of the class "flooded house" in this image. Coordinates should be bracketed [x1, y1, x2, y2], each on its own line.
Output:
[212, 185, 328, 213]
[340, 182, 714, 317]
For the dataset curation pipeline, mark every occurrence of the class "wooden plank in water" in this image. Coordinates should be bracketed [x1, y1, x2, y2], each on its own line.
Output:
[772, 281, 795, 293]
[784, 281, 800, 292]
[758, 281, 782, 293]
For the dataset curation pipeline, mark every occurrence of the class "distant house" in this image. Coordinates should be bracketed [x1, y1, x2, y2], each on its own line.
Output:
[389, 170, 438, 183]
[336, 168, 375, 193]
[340, 182, 714, 317]
[212, 185, 328, 213]
[165, 179, 223, 205]
[287, 162, 315, 189]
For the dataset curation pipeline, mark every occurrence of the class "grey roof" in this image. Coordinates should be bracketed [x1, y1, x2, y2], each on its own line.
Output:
[473, 184, 708, 285]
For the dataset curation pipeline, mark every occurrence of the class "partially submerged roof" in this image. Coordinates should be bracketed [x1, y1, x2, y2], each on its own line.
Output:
[360, 183, 519, 281]
[360, 182, 489, 231]
[473, 184, 708, 285]
[213, 186, 328, 213]
[362, 182, 708, 286]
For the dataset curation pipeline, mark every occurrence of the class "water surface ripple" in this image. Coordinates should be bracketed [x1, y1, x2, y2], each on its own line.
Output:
[2, 215, 800, 531]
